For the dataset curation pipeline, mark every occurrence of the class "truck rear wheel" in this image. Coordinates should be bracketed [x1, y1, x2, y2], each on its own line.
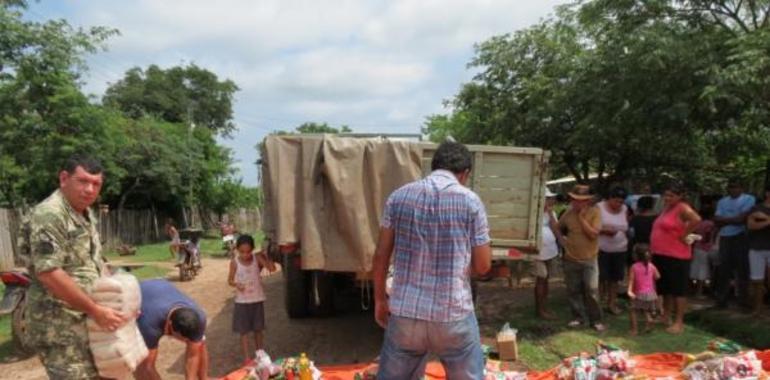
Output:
[283, 252, 309, 318]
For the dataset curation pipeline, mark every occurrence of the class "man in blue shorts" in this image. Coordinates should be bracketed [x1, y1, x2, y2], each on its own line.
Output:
[135, 279, 209, 380]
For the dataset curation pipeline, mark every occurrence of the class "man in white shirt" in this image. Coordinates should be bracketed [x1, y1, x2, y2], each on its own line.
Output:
[532, 188, 563, 319]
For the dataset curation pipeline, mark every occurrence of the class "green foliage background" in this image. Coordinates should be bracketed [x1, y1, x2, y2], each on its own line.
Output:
[424, 0, 770, 193]
[0, 2, 259, 217]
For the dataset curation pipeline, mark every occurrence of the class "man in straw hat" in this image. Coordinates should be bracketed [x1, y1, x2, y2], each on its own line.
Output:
[559, 184, 606, 331]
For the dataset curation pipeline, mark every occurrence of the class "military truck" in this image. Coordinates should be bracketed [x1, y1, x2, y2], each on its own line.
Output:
[260, 134, 550, 317]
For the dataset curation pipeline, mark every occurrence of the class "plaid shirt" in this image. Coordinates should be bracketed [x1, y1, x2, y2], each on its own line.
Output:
[382, 170, 490, 322]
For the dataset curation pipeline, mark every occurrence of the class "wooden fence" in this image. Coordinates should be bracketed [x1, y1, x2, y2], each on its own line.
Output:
[99, 209, 161, 251]
[0, 207, 262, 270]
[0, 209, 20, 270]
[219, 208, 262, 235]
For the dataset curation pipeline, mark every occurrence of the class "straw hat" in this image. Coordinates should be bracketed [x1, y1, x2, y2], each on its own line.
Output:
[568, 184, 593, 201]
[544, 187, 557, 198]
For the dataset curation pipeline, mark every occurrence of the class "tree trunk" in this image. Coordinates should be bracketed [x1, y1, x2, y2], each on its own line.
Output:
[150, 200, 159, 241]
[562, 150, 584, 183]
[117, 178, 141, 244]
[596, 157, 607, 194]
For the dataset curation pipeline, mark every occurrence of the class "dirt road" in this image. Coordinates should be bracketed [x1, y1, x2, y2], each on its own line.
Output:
[0, 258, 529, 379]
[0, 257, 385, 379]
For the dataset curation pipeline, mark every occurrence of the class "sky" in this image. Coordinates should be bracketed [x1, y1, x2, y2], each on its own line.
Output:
[28, 0, 568, 186]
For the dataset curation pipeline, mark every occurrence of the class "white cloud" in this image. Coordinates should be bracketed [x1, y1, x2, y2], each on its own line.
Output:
[275, 48, 432, 99]
[33, 0, 568, 185]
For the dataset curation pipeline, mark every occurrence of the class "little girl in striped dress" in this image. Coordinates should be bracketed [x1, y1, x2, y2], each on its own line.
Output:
[627, 243, 661, 336]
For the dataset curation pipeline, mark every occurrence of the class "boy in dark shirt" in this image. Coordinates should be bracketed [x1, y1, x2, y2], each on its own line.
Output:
[628, 196, 657, 248]
[747, 186, 770, 315]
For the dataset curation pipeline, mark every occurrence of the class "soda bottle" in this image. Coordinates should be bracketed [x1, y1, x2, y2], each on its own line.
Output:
[298, 353, 312, 380]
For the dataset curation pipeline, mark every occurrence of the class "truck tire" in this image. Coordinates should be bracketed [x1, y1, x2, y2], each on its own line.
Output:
[283, 252, 309, 318]
[11, 296, 33, 357]
[307, 271, 335, 317]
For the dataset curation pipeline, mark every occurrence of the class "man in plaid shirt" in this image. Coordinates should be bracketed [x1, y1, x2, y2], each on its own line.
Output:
[373, 142, 492, 379]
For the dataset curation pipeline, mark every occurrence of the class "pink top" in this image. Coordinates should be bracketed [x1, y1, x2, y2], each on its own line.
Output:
[694, 220, 716, 252]
[650, 202, 692, 260]
[631, 262, 657, 295]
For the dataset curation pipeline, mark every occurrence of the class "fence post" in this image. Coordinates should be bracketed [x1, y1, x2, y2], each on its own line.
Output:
[0, 209, 16, 270]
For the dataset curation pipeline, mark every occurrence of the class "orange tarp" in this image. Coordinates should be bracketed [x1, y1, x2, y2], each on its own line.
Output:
[220, 350, 770, 380]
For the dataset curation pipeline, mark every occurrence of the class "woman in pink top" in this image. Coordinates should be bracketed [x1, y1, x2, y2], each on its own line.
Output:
[650, 183, 701, 334]
[627, 244, 660, 335]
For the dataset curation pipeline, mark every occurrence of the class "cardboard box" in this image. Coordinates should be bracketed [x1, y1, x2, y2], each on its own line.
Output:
[496, 331, 518, 361]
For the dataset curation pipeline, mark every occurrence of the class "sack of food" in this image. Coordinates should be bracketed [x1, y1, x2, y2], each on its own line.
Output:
[87, 273, 148, 379]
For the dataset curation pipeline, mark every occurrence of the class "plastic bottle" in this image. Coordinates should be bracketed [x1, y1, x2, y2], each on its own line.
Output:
[298, 353, 312, 380]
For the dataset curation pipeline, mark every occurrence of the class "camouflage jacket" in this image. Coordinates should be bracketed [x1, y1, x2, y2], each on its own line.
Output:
[20, 190, 105, 346]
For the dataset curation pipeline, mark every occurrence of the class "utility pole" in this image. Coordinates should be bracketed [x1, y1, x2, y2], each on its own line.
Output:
[183, 103, 195, 228]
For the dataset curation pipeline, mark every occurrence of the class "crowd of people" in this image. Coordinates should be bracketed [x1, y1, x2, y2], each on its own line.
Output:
[534, 179, 770, 336]
[19, 146, 770, 380]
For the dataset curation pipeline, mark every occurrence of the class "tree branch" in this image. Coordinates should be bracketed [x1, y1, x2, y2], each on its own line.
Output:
[597, 156, 606, 194]
[747, 0, 760, 29]
[717, 1, 751, 32]
[562, 150, 582, 183]
[709, 9, 741, 36]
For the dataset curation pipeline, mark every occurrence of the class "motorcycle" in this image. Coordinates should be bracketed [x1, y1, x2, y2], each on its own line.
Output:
[177, 241, 201, 281]
[222, 233, 238, 258]
[0, 270, 33, 355]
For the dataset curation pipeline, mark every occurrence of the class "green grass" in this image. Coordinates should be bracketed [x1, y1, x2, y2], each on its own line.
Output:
[105, 241, 179, 263]
[104, 234, 264, 264]
[503, 295, 727, 371]
[685, 308, 770, 348]
[127, 265, 169, 280]
[0, 282, 10, 360]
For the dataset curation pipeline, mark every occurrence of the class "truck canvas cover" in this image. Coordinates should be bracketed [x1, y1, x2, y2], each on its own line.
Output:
[261, 135, 549, 272]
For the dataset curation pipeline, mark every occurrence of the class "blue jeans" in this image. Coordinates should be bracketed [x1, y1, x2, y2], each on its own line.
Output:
[377, 313, 483, 380]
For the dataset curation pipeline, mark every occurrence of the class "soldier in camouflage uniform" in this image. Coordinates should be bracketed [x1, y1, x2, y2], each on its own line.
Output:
[20, 155, 126, 379]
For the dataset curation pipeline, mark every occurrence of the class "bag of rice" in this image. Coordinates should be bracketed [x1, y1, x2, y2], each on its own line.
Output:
[87, 273, 148, 379]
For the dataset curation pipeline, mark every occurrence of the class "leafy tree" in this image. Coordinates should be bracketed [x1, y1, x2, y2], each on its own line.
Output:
[0, 3, 250, 219]
[294, 122, 351, 134]
[103, 64, 239, 136]
[201, 178, 262, 218]
[426, 0, 770, 192]
[0, 1, 116, 207]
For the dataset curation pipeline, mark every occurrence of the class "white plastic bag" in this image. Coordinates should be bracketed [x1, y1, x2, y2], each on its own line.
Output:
[498, 323, 517, 340]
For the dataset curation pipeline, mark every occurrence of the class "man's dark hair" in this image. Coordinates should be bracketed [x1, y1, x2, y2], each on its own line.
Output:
[608, 186, 627, 200]
[727, 177, 743, 188]
[61, 154, 103, 175]
[637, 195, 654, 211]
[664, 181, 685, 196]
[236, 234, 255, 249]
[430, 142, 472, 173]
[170, 307, 203, 341]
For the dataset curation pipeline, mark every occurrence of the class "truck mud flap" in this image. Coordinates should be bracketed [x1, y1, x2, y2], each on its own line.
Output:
[308, 271, 335, 317]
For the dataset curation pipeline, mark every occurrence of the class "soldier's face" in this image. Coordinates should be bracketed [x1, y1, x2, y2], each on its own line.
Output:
[59, 166, 103, 213]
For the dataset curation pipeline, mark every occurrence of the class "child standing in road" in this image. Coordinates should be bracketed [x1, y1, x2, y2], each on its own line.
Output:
[228, 234, 276, 363]
[627, 243, 660, 336]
